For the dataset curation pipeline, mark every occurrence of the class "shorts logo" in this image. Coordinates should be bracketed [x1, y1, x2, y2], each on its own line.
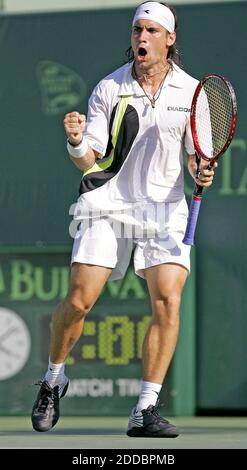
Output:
[167, 106, 191, 112]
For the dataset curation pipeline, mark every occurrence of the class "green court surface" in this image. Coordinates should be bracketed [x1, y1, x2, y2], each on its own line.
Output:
[0, 416, 247, 449]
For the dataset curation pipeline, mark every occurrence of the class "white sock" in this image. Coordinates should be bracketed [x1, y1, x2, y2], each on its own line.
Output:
[44, 358, 65, 388]
[135, 380, 162, 413]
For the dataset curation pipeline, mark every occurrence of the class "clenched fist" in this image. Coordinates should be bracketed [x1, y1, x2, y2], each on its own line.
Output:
[64, 112, 86, 146]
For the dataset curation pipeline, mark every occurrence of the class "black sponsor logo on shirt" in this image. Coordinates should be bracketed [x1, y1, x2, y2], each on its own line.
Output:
[167, 106, 191, 112]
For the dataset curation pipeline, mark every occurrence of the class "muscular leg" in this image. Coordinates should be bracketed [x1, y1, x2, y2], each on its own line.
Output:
[31, 262, 112, 433]
[142, 263, 188, 384]
[127, 263, 187, 437]
[50, 262, 112, 363]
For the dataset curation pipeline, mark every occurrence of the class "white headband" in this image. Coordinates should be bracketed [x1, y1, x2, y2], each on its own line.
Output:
[132, 2, 175, 33]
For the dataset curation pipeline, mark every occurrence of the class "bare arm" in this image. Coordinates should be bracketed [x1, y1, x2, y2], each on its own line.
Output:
[64, 111, 100, 172]
[187, 154, 217, 187]
[69, 147, 98, 172]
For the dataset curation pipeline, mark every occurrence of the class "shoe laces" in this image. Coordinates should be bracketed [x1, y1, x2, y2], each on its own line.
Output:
[34, 380, 58, 414]
[142, 401, 169, 425]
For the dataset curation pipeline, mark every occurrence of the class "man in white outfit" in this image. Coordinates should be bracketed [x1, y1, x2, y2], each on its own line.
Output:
[31, 2, 216, 437]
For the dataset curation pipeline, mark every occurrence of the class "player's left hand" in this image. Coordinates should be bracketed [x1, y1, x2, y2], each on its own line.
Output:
[195, 159, 218, 187]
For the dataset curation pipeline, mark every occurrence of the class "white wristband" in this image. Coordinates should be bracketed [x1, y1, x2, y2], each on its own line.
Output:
[67, 138, 89, 159]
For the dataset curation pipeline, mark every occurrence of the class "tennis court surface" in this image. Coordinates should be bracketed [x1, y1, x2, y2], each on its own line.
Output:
[1, 416, 247, 449]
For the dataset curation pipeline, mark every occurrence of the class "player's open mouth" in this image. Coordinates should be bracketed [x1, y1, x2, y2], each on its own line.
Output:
[138, 47, 147, 57]
[136, 47, 148, 60]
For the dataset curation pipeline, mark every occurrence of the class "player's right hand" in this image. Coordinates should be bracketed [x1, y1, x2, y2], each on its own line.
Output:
[64, 112, 86, 146]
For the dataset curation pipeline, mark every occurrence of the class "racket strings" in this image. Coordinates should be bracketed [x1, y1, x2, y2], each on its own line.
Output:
[195, 77, 233, 158]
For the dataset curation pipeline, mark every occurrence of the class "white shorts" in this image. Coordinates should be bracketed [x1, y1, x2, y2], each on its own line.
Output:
[71, 198, 191, 280]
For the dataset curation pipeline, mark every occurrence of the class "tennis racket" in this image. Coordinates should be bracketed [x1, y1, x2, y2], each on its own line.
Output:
[183, 74, 237, 245]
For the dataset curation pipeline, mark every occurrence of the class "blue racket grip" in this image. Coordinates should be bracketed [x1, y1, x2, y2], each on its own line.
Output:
[183, 195, 203, 245]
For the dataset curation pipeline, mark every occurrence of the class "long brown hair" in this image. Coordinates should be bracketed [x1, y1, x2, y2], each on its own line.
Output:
[125, 2, 181, 66]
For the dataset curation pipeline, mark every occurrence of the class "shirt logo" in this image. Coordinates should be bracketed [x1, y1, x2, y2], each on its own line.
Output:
[144, 10, 150, 13]
[167, 106, 191, 112]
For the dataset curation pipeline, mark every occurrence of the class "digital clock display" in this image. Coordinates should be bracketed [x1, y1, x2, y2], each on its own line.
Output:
[42, 314, 150, 366]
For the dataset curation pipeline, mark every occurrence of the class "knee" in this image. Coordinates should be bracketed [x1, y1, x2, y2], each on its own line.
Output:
[153, 294, 181, 327]
[162, 293, 181, 310]
[66, 294, 93, 321]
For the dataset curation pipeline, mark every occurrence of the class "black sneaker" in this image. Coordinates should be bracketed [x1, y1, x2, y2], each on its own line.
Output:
[126, 402, 179, 438]
[31, 377, 69, 432]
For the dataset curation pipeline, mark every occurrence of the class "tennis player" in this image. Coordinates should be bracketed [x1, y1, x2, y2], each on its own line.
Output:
[31, 2, 216, 437]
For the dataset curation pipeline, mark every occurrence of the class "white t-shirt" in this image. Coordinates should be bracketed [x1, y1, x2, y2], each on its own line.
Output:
[76, 61, 198, 216]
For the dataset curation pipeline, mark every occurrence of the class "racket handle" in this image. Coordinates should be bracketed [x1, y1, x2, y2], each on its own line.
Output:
[183, 195, 203, 245]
